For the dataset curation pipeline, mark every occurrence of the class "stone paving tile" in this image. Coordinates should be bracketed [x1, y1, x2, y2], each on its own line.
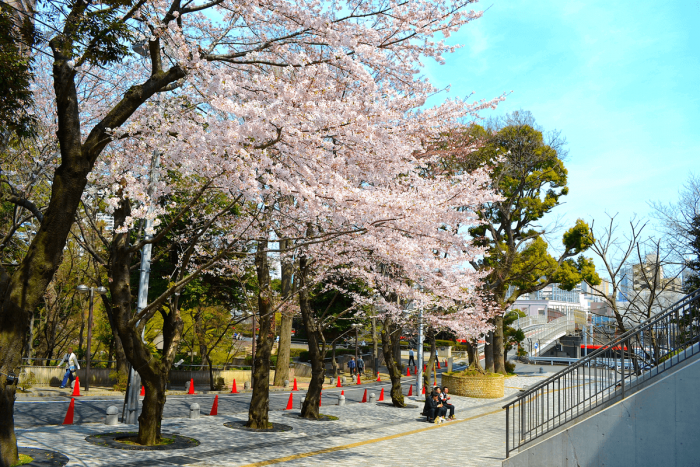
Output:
[15, 375, 549, 467]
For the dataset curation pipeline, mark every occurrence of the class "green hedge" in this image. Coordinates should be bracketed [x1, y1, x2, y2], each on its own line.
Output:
[436, 339, 457, 347]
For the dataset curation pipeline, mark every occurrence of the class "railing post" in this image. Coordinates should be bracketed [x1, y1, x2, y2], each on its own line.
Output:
[506, 404, 510, 458]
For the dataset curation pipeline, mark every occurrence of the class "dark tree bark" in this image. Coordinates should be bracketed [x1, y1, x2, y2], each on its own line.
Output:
[466, 339, 482, 370]
[298, 256, 326, 420]
[484, 331, 494, 372]
[381, 316, 405, 407]
[0, 8, 184, 460]
[493, 316, 505, 374]
[423, 331, 437, 390]
[273, 239, 293, 386]
[247, 241, 274, 429]
[330, 341, 338, 377]
[108, 198, 183, 446]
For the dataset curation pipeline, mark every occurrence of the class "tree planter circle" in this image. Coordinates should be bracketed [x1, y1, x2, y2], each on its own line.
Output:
[376, 402, 419, 408]
[282, 412, 338, 421]
[441, 372, 505, 398]
[17, 447, 69, 466]
[84, 432, 200, 451]
[223, 421, 293, 432]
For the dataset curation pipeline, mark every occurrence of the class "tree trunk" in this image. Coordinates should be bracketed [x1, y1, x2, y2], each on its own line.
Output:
[393, 328, 402, 373]
[466, 340, 476, 368]
[247, 241, 273, 429]
[330, 341, 338, 377]
[493, 315, 506, 374]
[298, 256, 325, 420]
[423, 331, 436, 390]
[273, 240, 294, 386]
[0, 380, 18, 467]
[381, 317, 405, 407]
[484, 331, 494, 372]
[371, 316, 378, 376]
[108, 197, 183, 447]
[137, 372, 167, 445]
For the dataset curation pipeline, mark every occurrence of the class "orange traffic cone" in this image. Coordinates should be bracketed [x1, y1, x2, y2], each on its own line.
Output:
[293, 378, 298, 391]
[140, 386, 145, 396]
[376, 374, 381, 382]
[378, 388, 384, 401]
[444, 359, 448, 367]
[319, 391, 322, 407]
[437, 360, 441, 369]
[337, 376, 342, 388]
[423, 364, 427, 372]
[408, 385, 413, 396]
[433, 380, 437, 387]
[62, 398, 75, 425]
[285, 392, 293, 410]
[361, 389, 367, 403]
[357, 375, 362, 385]
[406, 367, 410, 377]
[188, 378, 195, 394]
[209, 395, 219, 416]
[413, 366, 417, 376]
[71, 377, 81, 397]
[231, 379, 238, 394]
[421, 385, 425, 395]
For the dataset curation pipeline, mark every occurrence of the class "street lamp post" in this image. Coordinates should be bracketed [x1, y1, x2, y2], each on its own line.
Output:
[77, 285, 108, 391]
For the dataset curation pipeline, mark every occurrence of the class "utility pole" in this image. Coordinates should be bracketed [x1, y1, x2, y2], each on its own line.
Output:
[124, 152, 159, 424]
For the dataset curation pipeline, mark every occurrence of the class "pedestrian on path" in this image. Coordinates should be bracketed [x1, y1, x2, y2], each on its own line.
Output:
[58, 347, 80, 389]
[357, 357, 365, 375]
[348, 357, 357, 376]
[408, 348, 415, 367]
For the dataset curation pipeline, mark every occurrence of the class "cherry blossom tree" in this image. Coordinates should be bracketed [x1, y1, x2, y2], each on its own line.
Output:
[0, 0, 505, 458]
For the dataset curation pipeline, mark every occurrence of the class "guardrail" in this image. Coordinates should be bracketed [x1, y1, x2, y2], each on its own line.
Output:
[503, 289, 700, 458]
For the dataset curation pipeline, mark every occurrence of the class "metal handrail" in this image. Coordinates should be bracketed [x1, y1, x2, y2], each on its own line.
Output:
[504, 289, 700, 458]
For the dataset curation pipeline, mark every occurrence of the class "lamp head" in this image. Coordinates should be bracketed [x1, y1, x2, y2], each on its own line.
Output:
[77, 284, 89, 294]
[96, 286, 108, 294]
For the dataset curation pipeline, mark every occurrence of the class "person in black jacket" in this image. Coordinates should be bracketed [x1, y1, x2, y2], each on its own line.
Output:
[424, 392, 447, 423]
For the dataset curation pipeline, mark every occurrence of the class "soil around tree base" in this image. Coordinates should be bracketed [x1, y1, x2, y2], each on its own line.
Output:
[223, 421, 293, 432]
[17, 448, 69, 466]
[376, 402, 419, 408]
[282, 411, 339, 421]
[84, 432, 200, 451]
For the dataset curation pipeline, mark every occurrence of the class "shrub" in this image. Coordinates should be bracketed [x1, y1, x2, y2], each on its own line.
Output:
[505, 361, 516, 374]
[110, 371, 128, 392]
[213, 377, 226, 391]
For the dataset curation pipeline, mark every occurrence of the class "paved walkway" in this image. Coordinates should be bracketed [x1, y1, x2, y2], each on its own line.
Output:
[15, 373, 552, 467]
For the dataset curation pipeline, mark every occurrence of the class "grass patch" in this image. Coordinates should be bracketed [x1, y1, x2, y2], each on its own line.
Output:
[115, 436, 175, 447]
[319, 413, 339, 420]
[11, 454, 33, 466]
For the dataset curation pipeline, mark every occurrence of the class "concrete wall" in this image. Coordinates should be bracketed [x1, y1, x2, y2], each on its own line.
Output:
[503, 356, 700, 467]
[22, 366, 296, 388]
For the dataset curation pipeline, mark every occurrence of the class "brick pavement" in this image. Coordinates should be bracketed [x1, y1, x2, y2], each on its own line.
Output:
[15, 375, 550, 467]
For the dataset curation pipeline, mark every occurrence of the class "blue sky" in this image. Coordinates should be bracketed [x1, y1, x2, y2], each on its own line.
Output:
[424, 0, 700, 254]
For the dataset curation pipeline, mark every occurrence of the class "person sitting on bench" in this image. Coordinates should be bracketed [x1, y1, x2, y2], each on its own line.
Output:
[424, 392, 446, 423]
[439, 386, 455, 420]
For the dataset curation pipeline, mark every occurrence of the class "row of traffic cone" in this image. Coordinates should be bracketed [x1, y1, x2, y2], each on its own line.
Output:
[62, 378, 421, 425]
